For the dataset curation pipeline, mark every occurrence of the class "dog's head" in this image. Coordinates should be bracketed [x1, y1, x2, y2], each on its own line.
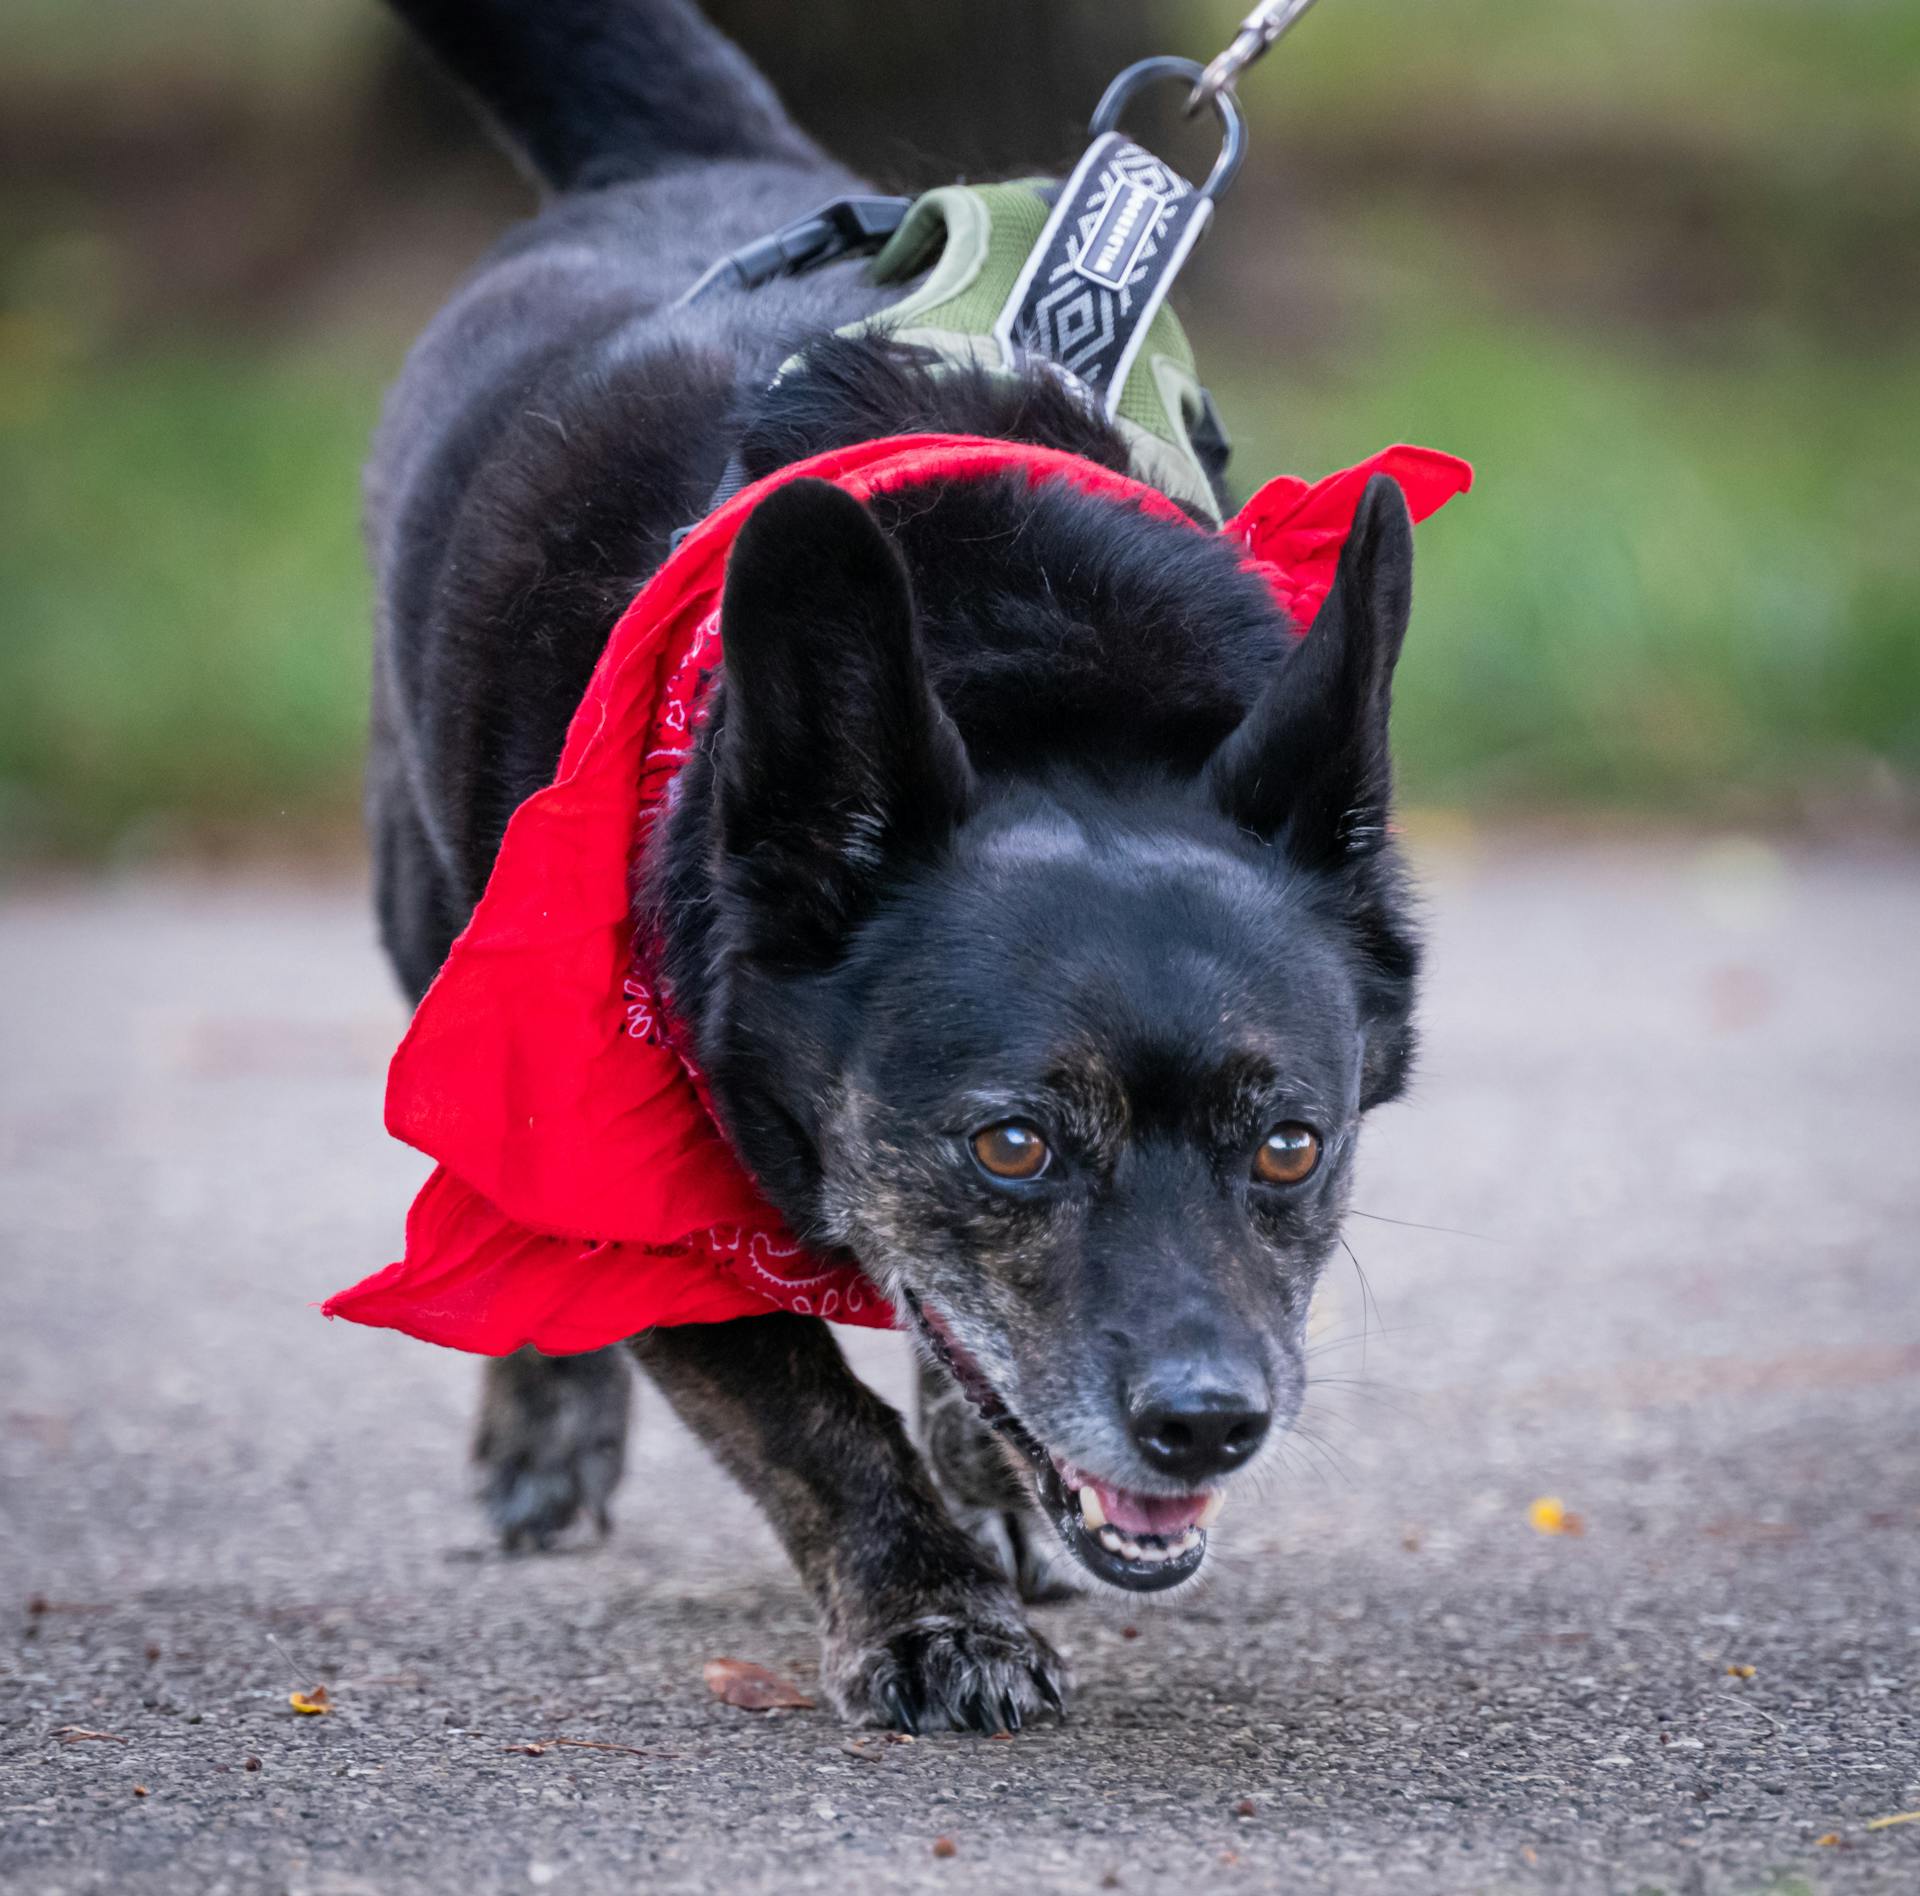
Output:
[682, 473, 1419, 1592]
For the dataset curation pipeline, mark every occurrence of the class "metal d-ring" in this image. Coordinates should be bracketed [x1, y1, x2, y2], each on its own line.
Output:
[1089, 56, 1248, 201]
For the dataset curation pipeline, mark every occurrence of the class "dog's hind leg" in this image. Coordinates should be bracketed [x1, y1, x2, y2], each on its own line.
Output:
[368, 745, 638, 1555]
[915, 1357, 1080, 1605]
[474, 1347, 633, 1552]
[632, 1314, 1068, 1732]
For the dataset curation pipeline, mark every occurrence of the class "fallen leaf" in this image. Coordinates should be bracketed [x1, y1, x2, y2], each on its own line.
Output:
[243, 1757, 262, 1772]
[503, 1743, 551, 1756]
[1866, 1811, 1920, 1832]
[1233, 1798, 1256, 1818]
[132, 1785, 149, 1798]
[1528, 1497, 1585, 1536]
[1725, 1664, 1757, 1680]
[1816, 1834, 1841, 1847]
[702, 1657, 814, 1712]
[289, 1687, 331, 1716]
[52, 1727, 128, 1746]
[931, 1836, 958, 1859]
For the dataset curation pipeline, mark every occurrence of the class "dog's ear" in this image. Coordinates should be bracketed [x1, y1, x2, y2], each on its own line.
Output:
[1207, 474, 1414, 865]
[715, 479, 974, 962]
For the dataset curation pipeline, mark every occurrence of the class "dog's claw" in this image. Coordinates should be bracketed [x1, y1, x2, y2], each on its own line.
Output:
[879, 1679, 919, 1736]
[999, 1690, 1022, 1734]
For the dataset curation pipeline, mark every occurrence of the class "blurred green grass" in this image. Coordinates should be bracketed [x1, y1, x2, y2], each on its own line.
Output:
[0, 348, 379, 853]
[1211, 318, 1920, 809]
[1211, 0, 1920, 148]
[6, 318, 1914, 852]
[2, 0, 1917, 852]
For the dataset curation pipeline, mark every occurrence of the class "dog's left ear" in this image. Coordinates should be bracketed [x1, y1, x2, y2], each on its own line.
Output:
[1207, 474, 1414, 865]
[715, 478, 975, 963]
[1211, 475, 1421, 1108]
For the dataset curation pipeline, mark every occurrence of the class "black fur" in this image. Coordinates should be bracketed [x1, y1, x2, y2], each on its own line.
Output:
[367, 0, 1424, 1731]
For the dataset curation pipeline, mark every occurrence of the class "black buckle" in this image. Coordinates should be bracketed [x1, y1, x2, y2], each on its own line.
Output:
[678, 195, 911, 306]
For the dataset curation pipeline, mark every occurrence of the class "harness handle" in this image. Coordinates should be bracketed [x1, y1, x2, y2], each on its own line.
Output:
[1089, 57, 1248, 201]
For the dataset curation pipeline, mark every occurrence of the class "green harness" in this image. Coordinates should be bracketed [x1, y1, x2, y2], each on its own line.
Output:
[842, 180, 1225, 522]
[679, 60, 1249, 531]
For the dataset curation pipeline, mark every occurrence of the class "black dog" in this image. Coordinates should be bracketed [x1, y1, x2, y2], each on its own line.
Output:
[368, 0, 1421, 1731]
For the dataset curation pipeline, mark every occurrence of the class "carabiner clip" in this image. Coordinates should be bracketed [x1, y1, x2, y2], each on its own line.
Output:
[1089, 56, 1248, 202]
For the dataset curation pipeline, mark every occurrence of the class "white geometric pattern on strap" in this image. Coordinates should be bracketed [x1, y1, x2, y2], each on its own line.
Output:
[992, 133, 1214, 421]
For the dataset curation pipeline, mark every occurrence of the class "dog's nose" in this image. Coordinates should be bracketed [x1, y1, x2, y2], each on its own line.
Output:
[1128, 1374, 1271, 1484]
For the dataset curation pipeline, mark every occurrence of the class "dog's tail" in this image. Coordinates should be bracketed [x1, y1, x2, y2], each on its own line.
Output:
[385, 0, 817, 192]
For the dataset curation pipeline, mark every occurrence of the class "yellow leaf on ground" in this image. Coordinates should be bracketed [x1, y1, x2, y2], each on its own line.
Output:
[1528, 1497, 1585, 1536]
[289, 1687, 331, 1716]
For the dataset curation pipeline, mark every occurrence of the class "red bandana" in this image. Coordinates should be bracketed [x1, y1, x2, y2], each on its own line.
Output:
[324, 433, 1471, 1356]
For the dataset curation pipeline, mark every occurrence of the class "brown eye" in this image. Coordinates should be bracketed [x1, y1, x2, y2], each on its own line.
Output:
[1253, 1124, 1321, 1187]
[971, 1121, 1052, 1182]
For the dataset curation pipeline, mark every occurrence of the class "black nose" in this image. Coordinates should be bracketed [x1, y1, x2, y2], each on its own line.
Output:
[1129, 1380, 1271, 1484]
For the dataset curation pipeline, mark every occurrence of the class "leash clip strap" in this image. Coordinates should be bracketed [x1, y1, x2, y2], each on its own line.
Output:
[990, 131, 1212, 425]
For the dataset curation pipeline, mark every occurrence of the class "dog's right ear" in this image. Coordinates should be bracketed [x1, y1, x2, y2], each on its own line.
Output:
[715, 479, 974, 964]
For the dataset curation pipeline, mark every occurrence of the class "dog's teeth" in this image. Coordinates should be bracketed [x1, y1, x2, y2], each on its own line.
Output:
[1196, 1492, 1225, 1530]
[1093, 1517, 1207, 1566]
[1078, 1486, 1107, 1530]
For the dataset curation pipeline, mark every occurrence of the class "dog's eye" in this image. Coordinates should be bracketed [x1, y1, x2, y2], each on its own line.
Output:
[1253, 1124, 1321, 1187]
[971, 1121, 1052, 1183]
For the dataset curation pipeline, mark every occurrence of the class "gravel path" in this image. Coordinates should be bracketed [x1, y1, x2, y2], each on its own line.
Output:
[3, 841, 1916, 1894]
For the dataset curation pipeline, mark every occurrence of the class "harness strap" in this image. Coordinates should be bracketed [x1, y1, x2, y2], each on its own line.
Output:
[994, 134, 1213, 429]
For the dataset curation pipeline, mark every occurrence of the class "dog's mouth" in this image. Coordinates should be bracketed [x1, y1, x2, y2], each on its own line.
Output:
[904, 1292, 1216, 1593]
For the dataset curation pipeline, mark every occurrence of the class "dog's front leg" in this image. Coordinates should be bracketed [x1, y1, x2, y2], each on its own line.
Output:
[631, 1314, 1068, 1732]
[916, 1356, 1081, 1606]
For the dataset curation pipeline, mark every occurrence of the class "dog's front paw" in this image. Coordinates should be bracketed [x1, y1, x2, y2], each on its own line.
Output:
[823, 1593, 1070, 1734]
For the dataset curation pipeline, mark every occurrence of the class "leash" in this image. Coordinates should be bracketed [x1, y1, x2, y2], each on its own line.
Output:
[670, 14, 1330, 541]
